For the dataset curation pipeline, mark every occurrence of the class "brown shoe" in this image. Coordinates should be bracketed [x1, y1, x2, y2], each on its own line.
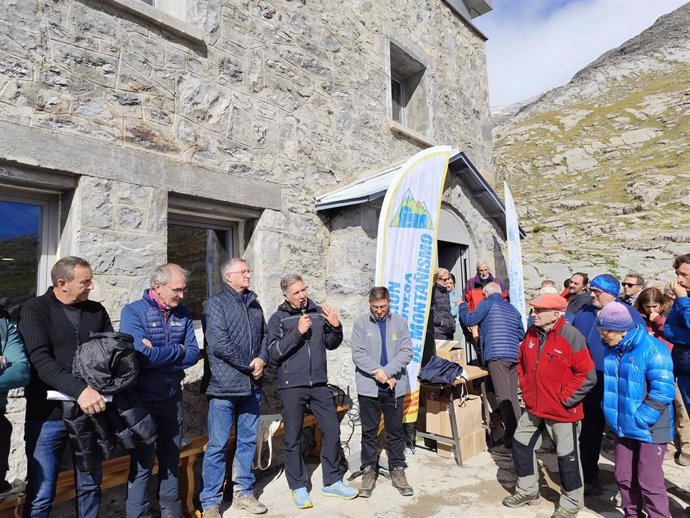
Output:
[359, 466, 377, 498]
[233, 494, 267, 514]
[202, 507, 221, 518]
[391, 467, 413, 496]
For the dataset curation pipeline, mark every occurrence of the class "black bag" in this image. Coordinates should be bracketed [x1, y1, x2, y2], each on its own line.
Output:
[418, 355, 462, 385]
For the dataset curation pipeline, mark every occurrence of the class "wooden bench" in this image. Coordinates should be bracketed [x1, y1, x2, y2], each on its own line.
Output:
[0, 405, 349, 518]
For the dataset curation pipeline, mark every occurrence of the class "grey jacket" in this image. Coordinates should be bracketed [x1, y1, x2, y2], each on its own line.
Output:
[351, 311, 413, 398]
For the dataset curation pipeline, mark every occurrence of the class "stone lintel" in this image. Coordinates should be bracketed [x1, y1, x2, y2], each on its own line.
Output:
[0, 121, 282, 212]
[102, 0, 205, 45]
[387, 120, 439, 148]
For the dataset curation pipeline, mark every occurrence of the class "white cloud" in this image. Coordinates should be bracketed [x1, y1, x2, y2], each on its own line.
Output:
[473, 0, 688, 107]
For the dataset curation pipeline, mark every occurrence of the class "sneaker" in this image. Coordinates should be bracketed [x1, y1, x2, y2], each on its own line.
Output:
[321, 480, 359, 500]
[502, 492, 541, 508]
[676, 452, 690, 467]
[233, 494, 267, 515]
[584, 483, 602, 496]
[359, 466, 377, 498]
[552, 506, 579, 518]
[490, 444, 513, 457]
[291, 487, 313, 509]
[201, 507, 221, 518]
[390, 467, 413, 497]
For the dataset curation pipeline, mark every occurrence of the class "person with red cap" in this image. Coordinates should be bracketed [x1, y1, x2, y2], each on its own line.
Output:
[503, 293, 596, 518]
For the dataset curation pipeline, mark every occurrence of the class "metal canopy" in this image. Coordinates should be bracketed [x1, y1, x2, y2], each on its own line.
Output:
[315, 150, 526, 239]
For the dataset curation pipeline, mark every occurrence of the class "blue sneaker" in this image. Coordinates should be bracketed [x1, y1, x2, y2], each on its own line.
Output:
[291, 487, 313, 509]
[321, 480, 359, 500]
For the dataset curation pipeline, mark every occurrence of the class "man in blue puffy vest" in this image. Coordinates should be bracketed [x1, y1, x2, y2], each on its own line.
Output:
[120, 263, 200, 518]
[458, 281, 525, 456]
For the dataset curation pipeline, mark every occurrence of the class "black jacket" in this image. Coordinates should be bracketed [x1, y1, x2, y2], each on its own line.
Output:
[64, 332, 158, 473]
[432, 285, 455, 338]
[202, 285, 269, 397]
[19, 289, 113, 421]
[267, 298, 343, 389]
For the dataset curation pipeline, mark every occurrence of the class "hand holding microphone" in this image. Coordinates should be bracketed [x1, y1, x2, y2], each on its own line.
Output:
[297, 303, 312, 334]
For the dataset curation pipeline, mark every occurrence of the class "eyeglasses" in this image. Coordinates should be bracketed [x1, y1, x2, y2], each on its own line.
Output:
[159, 284, 185, 294]
[229, 269, 251, 276]
[622, 282, 640, 288]
[590, 288, 604, 296]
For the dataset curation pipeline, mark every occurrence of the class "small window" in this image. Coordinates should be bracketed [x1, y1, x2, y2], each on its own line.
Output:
[389, 42, 428, 133]
[0, 188, 59, 316]
[139, 0, 187, 21]
[167, 220, 236, 320]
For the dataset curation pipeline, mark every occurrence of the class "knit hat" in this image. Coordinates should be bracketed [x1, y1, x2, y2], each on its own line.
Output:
[597, 302, 634, 331]
[529, 293, 568, 311]
[590, 274, 620, 297]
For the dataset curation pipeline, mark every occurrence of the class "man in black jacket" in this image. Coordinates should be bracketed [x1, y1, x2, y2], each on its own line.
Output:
[267, 274, 358, 508]
[18, 256, 113, 518]
[199, 258, 268, 518]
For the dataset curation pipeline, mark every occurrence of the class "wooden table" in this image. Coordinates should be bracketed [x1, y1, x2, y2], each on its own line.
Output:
[416, 364, 491, 466]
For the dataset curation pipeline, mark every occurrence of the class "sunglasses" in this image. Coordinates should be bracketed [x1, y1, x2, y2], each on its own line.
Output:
[622, 282, 640, 288]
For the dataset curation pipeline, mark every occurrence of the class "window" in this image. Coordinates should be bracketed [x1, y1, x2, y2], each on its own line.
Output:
[0, 188, 59, 316]
[167, 219, 236, 320]
[389, 42, 429, 133]
[139, 0, 187, 21]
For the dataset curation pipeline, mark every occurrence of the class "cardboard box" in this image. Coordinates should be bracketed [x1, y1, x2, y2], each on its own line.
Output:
[434, 340, 466, 366]
[437, 429, 487, 460]
[425, 395, 483, 439]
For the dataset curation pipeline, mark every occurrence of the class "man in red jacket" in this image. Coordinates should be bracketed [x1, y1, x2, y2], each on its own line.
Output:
[502, 294, 596, 518]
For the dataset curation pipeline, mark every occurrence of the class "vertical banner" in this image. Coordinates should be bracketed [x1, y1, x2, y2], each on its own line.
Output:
[504, 182, 527, 330]
[375, 146, 452, 423]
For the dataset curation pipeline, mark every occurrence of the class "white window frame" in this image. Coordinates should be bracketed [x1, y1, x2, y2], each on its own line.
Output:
[0, 186, 60, 296]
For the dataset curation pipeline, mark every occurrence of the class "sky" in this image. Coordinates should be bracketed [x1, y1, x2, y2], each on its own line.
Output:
[472, 0, 689, 107]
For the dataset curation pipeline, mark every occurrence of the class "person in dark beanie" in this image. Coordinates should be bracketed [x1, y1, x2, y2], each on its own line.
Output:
[600, 302, 675, 518]
[572, 274, 645, 496]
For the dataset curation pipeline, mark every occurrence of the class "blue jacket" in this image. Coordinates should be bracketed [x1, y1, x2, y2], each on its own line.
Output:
[573, 302, 645, 371]
[202, 285, 269, 397]
[458, 293, 524, 362]
[664, 296, 690, 374]
[603, 324, 675, 443]
[119, 291, 199, 401]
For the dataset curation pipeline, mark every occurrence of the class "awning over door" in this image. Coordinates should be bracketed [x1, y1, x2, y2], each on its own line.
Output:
[315, 150, 525, 238]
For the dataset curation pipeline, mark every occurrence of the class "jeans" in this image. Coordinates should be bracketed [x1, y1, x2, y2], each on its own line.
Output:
[200, 390, 261, 510]
[126, 393, 183, 518]
[359, 392, 405, 470]
[24, 419, 102, 518]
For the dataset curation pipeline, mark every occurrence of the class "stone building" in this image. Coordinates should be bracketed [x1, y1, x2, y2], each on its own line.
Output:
[0, 0, 507, 494]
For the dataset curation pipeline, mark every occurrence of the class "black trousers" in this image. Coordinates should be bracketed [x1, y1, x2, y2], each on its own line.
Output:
[358, 392, 406, 470]
[279, 384, 341, 490]
[580, 372, 605, 485]
[487, 360, 521, 447]
[0, 412, 10, 479]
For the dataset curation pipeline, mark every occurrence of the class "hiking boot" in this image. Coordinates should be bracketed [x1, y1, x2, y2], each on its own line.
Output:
[201, 507, 221, 518]
[490, 444, 513, 457]
[321, 480, 358, 500]
[359, 466, 377, 498]
[584, 483, 602, 496]
[233, 494, 267, 515]
[676, 452, 690, 467]
[391, 467, 413, 497]
[291, 487, 313, 509]
[552, 506, 579, 518]
[502, 492, 540, 508]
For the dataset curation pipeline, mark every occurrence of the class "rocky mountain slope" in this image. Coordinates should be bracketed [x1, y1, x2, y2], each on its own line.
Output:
[493, 2, 690, 288]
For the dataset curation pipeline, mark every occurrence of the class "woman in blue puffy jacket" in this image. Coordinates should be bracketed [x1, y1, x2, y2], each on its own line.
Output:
[599, 302, 675, 518]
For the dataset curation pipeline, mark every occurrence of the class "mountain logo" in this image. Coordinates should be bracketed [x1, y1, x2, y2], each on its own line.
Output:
[390, 190, 433, 229]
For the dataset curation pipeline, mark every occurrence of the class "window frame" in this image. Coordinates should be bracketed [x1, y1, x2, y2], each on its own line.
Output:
[0, 186, 60, 298]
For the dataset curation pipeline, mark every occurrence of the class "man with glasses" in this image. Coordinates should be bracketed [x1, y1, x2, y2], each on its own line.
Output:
[566, 273, 590, 315]
[267, 274, 358, 508]
[572, 274, 644, 496]
[199, 258, 269, 517]
[120, 263, 200, 518]
[621, 273, 645, 306]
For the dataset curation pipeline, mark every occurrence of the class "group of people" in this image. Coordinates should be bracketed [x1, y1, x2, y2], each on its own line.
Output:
[428, 258, 690, 518]
[0, 256, 418, 518]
